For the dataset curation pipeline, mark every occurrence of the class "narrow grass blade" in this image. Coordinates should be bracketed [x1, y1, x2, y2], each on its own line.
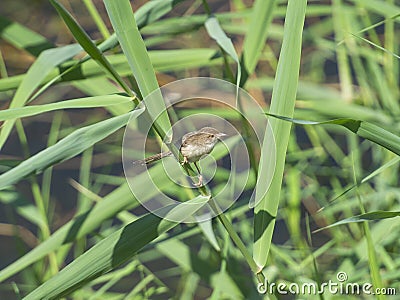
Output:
[82, 0, 111, 39]
[23, 196, 209, 300]
[104, 0, 172, 142]
[0, 49, 221, 92]
[0, 95, 132, 121]
[315, 211, 400, 233]
[266, 114, 400, 156]
[0, 44, 83, 150]
[50, 0, 135, 98]
[0, 108, 144, 190]
[350, 33, 400, 60]
[253, 0, 308, 269]
[241, 0, 278, 84]
[330, 157, 400, 203]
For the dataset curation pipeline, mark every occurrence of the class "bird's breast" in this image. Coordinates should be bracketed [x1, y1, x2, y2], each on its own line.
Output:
[180, 142, 215, 162]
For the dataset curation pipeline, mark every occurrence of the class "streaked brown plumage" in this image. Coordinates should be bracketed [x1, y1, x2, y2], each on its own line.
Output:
[133, 127, 226, 185]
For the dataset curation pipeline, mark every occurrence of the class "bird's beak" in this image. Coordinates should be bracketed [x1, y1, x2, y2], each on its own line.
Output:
[217, 132, 227, 138]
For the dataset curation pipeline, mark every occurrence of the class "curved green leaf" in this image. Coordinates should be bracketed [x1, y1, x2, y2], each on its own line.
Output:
[205, 15, 241, 86]
[0, 95, 132, 121]
[266, 113, 400, 156]
[314, 211, 400, 233]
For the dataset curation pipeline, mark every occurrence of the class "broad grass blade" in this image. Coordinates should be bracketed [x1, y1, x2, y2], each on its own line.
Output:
[253, 0, 308, 269]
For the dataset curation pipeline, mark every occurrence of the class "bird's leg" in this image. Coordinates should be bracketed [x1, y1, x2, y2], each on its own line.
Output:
[193, 161, 203, 187]
[180, 156, 202, 186]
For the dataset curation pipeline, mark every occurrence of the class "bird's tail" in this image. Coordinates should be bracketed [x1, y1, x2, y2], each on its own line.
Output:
[132, 151, 173, 166]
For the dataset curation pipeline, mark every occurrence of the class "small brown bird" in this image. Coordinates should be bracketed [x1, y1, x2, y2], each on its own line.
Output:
[133, 127, 226, 186]
[179, 127, 226, 163]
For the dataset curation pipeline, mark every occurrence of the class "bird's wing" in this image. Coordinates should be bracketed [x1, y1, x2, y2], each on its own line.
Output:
[181, 130, 198, 143]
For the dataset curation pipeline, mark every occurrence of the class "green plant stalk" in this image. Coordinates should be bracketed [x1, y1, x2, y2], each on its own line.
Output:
[162, 141, 261, 281]
[332, 0, 353, 100]
[193, 181, 265, 283]
[42, 111, 63, 212]
[15, 121, 49, 238]
[15, 120, 59, 276]
[41, 111, 66, 278]
[0, 49, 8, 78]
[31, 183, 59, 277]
[285, 167, 305, 249]
[384, 0, 396, 89]
[353, 165, 384, 300]
[83, 0, 111, 39]
[169, 142, 264, 282]
[362, 221, 385, 300]
[74, 147, 94, 260]
[305, 215, 325, 300]
[77, 147, 94, 214]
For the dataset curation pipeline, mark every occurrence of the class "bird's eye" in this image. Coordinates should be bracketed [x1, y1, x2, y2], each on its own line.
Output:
[210, 134, 214, 138]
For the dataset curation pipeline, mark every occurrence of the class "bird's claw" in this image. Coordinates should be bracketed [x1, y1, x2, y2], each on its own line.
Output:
[181, 156, 188, 165]
[193, 175, 203, 187]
